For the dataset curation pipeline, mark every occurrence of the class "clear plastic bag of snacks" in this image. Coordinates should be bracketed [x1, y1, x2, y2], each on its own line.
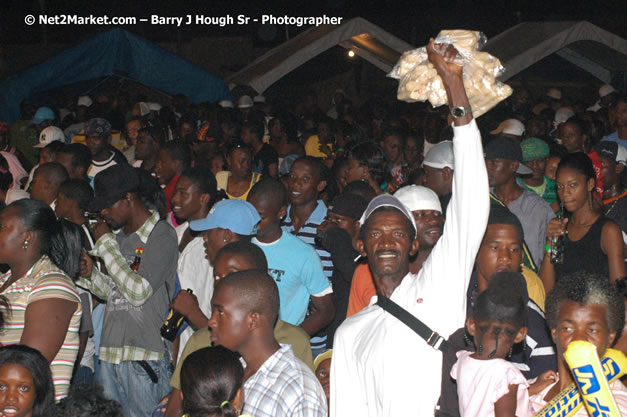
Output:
[388, 30, 512, 117]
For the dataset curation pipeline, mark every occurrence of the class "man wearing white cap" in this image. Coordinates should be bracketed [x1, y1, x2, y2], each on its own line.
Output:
[331, 40, 489, 417]
[345, 185, 446, 318]
[423, 140, 454, 213]
[490, 118, 525, 141]
[587, 84, 618, 112]
[25, 126, 67, 190]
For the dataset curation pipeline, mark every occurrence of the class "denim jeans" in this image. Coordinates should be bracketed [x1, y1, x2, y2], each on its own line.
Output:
[98, 357, 173, 417]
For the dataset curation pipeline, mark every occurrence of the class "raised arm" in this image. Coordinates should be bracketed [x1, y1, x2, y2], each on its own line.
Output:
[420, 40, 490, 302]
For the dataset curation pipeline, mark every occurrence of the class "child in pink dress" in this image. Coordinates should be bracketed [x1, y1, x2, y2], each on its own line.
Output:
[451, 272, 556, 417]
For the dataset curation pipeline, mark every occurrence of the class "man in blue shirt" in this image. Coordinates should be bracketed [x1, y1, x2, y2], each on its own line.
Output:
[248, 178, 334, 337]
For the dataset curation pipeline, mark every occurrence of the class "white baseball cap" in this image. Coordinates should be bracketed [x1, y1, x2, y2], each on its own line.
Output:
[423, 141, 454, 170]
[148, 102, 162, 112]
[359, 194, 417, 234]
[394, 185, 442, 213]
[77, 96, 92, 107]
[238, 95, 254, 109]
[554, 107, 575, 125]
[490, 119, 525, 136]
[599, 84, 617, 98]
[218, 100, 234, 108]
[35, 126, 65, 148]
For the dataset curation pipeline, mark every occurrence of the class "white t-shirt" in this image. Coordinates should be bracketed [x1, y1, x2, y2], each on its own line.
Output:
[88, 152, 118, 178]
[174, 222, 213, 360]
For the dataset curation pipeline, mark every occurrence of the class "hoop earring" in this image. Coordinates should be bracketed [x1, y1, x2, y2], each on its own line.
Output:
[22, 240, 29, 250]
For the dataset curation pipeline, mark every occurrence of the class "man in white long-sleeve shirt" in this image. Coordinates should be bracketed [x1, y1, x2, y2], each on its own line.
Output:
[330, 39, 490, 417]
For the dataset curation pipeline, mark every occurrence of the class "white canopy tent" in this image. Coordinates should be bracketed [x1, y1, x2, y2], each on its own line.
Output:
[483, 21, 627, 83]
[226, 17, 413, 93]
[229, 20, 627, 94]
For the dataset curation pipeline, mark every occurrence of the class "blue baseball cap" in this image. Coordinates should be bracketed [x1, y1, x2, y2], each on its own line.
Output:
[190, 199, 261, 235]
[31, 107, 55, 124]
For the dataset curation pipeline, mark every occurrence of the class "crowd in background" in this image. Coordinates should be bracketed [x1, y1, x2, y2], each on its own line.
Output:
[0, 43, 624, 417]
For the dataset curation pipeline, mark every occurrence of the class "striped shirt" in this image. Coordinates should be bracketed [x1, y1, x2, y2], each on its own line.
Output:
[0, 256, 82, 401]
[243, 344, 327, 417]
[283, 200, 334, 350]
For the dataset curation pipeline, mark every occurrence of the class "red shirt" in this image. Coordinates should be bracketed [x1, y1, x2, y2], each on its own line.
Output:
[163, 174, 181, 213]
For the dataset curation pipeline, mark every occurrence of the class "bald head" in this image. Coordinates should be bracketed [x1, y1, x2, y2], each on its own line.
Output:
[215, 269, 279, 323]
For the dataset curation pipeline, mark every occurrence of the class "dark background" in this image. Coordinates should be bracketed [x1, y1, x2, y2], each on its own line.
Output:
[2, 0, 625, 46]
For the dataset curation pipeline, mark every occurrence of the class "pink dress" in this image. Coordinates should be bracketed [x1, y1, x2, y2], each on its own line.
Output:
[451, 350, 532, 417]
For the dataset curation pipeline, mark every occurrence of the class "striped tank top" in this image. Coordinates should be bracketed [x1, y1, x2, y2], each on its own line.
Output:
[0, 256, 82, 401]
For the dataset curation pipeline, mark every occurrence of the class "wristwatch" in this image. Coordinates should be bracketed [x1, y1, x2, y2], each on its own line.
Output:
[450, 106, 471, 119]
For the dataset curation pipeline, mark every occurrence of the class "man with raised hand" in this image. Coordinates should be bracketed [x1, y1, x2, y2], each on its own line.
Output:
[331, 39, 489, 417]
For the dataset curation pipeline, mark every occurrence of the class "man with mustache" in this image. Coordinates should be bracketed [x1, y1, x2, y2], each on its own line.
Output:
[331, 39, 490, 417]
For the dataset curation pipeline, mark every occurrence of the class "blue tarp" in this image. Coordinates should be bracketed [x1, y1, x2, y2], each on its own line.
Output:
[0, 28, 232, 123]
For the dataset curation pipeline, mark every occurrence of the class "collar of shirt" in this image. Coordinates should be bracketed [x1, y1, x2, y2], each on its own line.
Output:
[245, 344, 292, 386]
[135, 211, 160, 244]
[284, 199, 327, 228]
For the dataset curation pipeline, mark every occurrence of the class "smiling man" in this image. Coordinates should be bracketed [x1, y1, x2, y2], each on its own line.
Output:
[331, 39, 490, 417]
[283, 156, 335, 354]
[165, 166, 217, 361]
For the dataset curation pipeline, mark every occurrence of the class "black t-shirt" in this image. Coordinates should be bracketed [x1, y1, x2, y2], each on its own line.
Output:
[603, 191, 627, 234]
[252, 143, 278, 177]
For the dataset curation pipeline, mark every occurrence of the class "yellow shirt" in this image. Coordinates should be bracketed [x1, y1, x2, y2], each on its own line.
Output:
[522, 265, 546, 311]
[304, 135, 333, 158]
[215, 171, 262, 201]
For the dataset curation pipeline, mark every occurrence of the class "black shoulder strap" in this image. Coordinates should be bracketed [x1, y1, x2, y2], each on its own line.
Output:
[376, 292, 449, 352]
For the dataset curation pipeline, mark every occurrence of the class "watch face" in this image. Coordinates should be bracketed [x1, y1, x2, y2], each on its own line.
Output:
[452, 107, 466, 118]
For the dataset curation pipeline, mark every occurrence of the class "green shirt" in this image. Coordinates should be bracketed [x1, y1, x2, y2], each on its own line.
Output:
[518, 176, 557, 204]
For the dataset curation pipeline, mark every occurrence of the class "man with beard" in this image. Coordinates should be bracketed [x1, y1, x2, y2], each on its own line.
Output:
[77, 163, 178, 417]
[331, 39, 489, 417]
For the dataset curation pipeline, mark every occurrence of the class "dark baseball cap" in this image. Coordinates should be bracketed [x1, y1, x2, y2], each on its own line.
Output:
[90, 164, 139, 211]
[328, 193, 369, 221]
[484, 137, 532, 175]
[85, 118, 112, 136]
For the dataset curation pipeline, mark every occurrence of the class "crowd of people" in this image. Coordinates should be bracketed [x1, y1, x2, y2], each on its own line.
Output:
[0, 39, 624, 417]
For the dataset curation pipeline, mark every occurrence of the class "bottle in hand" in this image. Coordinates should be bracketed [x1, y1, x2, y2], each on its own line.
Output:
[161, 289, 193, 341]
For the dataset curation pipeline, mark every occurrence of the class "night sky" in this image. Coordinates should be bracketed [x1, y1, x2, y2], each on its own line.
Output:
[2, 0, 625, 46]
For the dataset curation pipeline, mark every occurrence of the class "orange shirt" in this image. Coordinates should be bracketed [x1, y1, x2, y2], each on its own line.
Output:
[346, 263, 376, 318]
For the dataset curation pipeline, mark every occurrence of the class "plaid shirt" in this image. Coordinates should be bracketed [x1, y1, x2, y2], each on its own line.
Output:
[243, 344, 327, 417]
[78, 211, 163, 363]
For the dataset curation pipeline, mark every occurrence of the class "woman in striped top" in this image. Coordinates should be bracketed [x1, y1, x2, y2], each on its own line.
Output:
[0, 199, 83, 401]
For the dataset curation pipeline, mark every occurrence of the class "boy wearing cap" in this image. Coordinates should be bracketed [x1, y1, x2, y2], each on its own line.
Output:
[316, 192, 368, 346]
[423, 140, 454, 213]
[517, 137, 559, 212]
[86, 118, 127, 178]
[77, 164, 178, 417]
[485, 136, 555, 267]
[331, 40, 490, 417]
[598, 141, 627, 234]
